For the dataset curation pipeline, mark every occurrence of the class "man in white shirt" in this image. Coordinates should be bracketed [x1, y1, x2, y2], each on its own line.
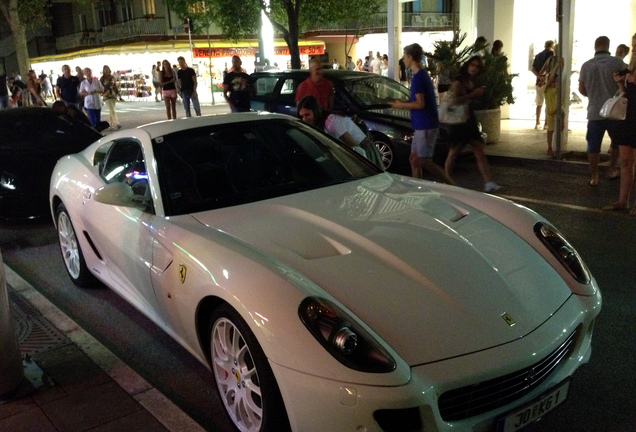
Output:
[370, 52, 382, 74]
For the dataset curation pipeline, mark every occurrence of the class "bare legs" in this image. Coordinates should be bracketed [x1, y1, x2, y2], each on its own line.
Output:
[602, 145, 636, 213]
[410, 152, 456, 185]
[445, 141, 498, 191]
[588, 153, 600, 186]
[164, 95, 177, 119]
[547, 129, 555, 156]
[535, 104, 543, 128]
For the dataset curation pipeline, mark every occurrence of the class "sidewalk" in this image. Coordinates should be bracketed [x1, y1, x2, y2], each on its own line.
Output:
[0, 266, 205, 432]
[0, 110, 608, 432]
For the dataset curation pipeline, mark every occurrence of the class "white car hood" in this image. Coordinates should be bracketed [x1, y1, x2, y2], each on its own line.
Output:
[191, 175, 572, 365]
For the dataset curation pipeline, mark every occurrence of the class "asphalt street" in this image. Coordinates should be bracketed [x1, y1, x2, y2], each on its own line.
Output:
[1, 102, 635, 431]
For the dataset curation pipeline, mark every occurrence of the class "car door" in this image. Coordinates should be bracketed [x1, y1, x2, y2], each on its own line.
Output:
[82, 138, 165, 322]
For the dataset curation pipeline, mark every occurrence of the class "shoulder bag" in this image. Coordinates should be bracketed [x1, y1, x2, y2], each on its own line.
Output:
[438, 92, 469, 124]
[599, 92, 628, 120]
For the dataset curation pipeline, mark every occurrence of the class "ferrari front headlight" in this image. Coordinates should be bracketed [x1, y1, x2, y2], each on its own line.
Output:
[299, 297, 396, 373]
[534, 222, 591, 284]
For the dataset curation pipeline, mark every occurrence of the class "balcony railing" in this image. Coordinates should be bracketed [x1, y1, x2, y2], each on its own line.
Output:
[101, 17, 167, 43]
[305, 12, 456, 34]
[56, 31, 102, 51]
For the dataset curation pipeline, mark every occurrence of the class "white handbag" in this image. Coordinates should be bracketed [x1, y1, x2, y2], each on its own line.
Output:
[438, 93, 469, 124]
[599, 93, 628, 120]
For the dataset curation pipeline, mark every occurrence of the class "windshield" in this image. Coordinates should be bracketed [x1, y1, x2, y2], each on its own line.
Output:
[341, 75, 411, 108]
[153, 118, 379, 216]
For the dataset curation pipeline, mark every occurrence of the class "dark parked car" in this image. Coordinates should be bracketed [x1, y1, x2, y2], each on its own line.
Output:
[249, 69, 453, 174]
[0, 107, 103, 220]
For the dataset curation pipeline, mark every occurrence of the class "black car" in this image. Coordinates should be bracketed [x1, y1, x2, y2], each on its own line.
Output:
[0, 107, 103, 220]
[249, 69, 453, 173]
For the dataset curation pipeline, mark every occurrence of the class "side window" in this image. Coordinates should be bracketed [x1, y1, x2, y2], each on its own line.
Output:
[279, 78, 300, 106]
[254, 77, 279, 96]
[101, 139, 147, 187]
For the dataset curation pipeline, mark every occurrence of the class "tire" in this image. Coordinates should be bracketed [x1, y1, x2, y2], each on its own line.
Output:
[372, 132, 395, 171]
[209, 304, 291, 432]
[56, 203, 97, 287]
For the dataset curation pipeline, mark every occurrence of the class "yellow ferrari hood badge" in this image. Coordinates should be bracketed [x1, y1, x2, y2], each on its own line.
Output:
[179, 264, 187, 284]
[501, 312, 516, 326]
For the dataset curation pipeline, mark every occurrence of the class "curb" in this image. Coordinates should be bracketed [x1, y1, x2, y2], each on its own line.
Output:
[4, 264, 206, 432]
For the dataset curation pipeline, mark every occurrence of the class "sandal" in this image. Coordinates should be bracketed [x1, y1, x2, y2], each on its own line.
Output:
[602, 202, 627, 211]
[588, 179, 599, 187]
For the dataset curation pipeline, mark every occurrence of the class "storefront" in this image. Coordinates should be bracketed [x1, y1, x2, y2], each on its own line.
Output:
[30, 39, 325, 104]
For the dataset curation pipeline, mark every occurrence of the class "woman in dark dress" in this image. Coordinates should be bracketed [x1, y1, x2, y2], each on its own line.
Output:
[603, 33, 636, 216]
[160, 59, 177, 119]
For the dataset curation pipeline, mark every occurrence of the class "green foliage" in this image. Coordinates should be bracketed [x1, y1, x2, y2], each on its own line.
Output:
[424, 31, 517, 109]
[474, 52, 518, 109]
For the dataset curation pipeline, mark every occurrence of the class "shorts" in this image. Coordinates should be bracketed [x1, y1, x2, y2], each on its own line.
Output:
[411, 129, 438, 158]
[586, 119, 622, 153]
[152, 80, 161, 87]
[448, 116, 482, 147]
[535, 84, 546, 105]
[162, 89, 177, 99]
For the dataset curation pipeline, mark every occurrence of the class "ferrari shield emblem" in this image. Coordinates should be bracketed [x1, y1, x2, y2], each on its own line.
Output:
[501, 312, 516, 326]
[179, 264, 187, 284]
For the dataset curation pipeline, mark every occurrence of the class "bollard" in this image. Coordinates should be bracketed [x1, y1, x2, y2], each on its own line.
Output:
[0, 249, 23, 396]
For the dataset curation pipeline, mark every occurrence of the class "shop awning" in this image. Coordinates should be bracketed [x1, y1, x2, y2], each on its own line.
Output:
[31, 39, 325, 63]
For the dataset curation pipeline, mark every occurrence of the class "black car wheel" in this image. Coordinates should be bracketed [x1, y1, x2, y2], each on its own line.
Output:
[209, 304, 291, 432]
[56, 203, 97, 287]
[371, 132, 395, 171]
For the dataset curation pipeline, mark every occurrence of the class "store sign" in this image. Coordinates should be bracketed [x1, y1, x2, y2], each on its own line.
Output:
[193, 45, 324, 58]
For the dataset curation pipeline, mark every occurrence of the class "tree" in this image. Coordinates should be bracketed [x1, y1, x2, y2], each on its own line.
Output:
[0, 0, 51, 75]
[165, 0, 382, 69]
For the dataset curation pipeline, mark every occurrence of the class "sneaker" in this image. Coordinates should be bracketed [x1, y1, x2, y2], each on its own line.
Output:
[547, 148, 555, 156]
[115, 124, 121, 130]
[534, 124, 541, 130]
[484, 181, 502, 192]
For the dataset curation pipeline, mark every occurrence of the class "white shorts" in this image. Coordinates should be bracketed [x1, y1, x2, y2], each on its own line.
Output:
[535, 85, 546, 105]
[411, 129, 438, 158]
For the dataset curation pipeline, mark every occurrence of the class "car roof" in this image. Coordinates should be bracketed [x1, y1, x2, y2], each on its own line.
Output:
[134, 112, 299, 140]
[250, 69, 369, 79]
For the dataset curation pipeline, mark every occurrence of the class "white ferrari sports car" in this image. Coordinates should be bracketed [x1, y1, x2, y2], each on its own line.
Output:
[50, 113, 601, 432]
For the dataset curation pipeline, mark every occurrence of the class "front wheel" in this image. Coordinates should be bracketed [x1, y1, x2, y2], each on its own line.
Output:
[56, 203, 97, 287]
[209, 304, 290, 432]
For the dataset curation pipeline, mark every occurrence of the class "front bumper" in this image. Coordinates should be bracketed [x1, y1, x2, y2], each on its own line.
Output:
[271, 291, 600, 432]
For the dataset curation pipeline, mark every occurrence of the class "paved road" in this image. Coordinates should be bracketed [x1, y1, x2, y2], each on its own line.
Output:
[1, 104, 635, 431]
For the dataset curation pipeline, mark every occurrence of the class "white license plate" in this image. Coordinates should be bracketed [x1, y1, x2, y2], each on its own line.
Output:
[496, 380, 570, 432]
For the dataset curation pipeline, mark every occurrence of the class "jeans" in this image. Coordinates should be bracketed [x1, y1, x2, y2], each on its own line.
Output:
[181, 90, 201, 117]
[0, 95, 9, 110]
[86, 108, 101, 127]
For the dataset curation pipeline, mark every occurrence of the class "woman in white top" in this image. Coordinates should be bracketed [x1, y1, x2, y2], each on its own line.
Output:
[296, 95, 384, 169]
[79, 67, 103, 127]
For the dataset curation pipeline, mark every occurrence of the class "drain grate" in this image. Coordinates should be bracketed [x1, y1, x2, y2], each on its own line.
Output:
[8, 288, 70, 356]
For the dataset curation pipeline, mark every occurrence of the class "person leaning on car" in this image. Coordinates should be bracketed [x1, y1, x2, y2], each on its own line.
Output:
[295, 58, 334, 110]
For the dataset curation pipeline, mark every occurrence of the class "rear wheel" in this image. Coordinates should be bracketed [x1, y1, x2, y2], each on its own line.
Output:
[209, 304, 291, 432]
[56, 203, 96, 287]
[372, 132, 395, 171]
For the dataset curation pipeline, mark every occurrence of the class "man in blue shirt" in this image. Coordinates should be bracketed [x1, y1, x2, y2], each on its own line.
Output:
[390, 43, 455, 184]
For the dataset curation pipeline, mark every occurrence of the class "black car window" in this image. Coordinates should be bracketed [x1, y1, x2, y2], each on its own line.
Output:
[254, 76, 279, 96]
[152, 118, 378, 216]
[101, 139, 147, 186]
[341, 75, 410, 107]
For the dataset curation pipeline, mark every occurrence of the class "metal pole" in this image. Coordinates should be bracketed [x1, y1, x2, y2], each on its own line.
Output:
[0, 250, 23, 396]
[555, 0, 563, 158]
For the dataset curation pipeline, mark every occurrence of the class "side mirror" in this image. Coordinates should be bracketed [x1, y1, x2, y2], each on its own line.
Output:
[94, 182, 148, 209]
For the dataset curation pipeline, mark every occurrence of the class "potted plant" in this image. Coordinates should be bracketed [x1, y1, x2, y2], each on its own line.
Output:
[425, 32, 517, 143]
[472, 51, 518, 143]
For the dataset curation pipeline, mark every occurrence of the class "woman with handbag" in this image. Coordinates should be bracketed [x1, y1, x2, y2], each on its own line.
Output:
[443, 56, 500, 192]
[603, 33, 636, 216]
